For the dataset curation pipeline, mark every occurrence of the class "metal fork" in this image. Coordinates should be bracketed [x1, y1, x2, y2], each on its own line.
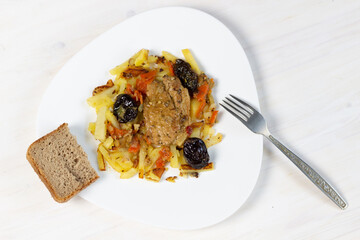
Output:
[220, 94, 347, 210]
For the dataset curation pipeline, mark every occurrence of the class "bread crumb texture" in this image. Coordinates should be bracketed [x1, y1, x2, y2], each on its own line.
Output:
[27, 123, 98, 202]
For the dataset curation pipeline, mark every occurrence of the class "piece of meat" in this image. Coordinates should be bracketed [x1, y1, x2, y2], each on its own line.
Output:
[143, 75, 190, 146]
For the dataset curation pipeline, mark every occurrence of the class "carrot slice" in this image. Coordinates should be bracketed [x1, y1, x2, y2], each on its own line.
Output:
[167, 61, 174, 76]
[159, 147, 172, 161]
[155, 159, 166, 168]
[128, 136, 140, 153]
[136, 70, 156, 94]
[155, 147, 172, 168]
[107, 123, 128, 139]
[196, 100, 206, 118]
[133, 90, 143, 104]
[195, 82, 209, 102]
[125, 83, 134, 95]
[209, 110, 219, 125]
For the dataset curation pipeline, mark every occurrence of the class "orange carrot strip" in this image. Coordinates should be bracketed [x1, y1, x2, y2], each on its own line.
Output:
[106, 123, 115, 135]
[107, 123, 128, 139]
[195, 82, 209, 102]
[155, 147, 172, 168]
[128, 136, 140, 153]
[209, 110, 219, 125]
[155, 159, 166, 168]
[196, 100, 206, 118]
[134, 90, 143, 104]
[159, 147, 172, 161]
[115, 128, 128, 137]
[136, 70, 156, 94]
[167, 61, 174, 76]
[125, 83, 134, 95]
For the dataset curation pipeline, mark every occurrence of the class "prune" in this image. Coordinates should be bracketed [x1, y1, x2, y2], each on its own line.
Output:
[113, 94, 138, 123]
[173, 59, 198, 95]
[183, 138, 209, 169]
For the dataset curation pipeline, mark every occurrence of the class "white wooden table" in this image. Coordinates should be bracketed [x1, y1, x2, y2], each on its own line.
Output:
[2, 1, 360, 239]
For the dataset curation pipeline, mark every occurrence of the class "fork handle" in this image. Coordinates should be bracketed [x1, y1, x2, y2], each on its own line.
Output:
[266, 134, 348, 209]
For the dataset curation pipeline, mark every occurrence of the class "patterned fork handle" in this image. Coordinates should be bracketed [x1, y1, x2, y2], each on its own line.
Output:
[267, 135, 348, 209]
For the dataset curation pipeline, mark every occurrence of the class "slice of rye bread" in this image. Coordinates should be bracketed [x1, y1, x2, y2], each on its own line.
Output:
[26, 123, 99, 203]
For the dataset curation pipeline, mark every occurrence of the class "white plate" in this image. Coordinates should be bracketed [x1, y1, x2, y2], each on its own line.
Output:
[37, 7, 262, 230]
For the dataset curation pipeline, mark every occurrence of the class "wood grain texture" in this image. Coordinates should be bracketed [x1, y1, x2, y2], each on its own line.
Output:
[1, 0, 360, 239]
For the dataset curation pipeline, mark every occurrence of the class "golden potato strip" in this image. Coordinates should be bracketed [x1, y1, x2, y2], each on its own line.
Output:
[190, 127, 201, 138]
[100, 148, 125, 173]
[170, 145, 180, 168]
[88, 122, 96, 135]
[94, 106, 107, 142]
[145, 168, 165, 182]
[109, 149, 133, 170]
[103, 136, 114, 149]
[120, 168, 138, 179]
[180, 163, 214, 173]
[98, 145, 110, 161]
[162, 51, 177, 62]
[106, 159, 123, 173]
[178, 150, 187, 165]
[134, 49, 149, 66]
[204, 133, 223, 148]
[105, 110, 120, 129]
[92, 80, 114, 96]
[114, 78, 127, 93]
[97, 149, 106, 171]
[128, 49, 144, 66]
[109, 61, 128, 78]
[145, 146, 160, 171]
[166, 176, 177, 183]
[138, 146, 146, 178]
[98, 145, 127, 173]
[110, 49, 148, 78]
[147, 55, 158, 64]
[202, 124, 215, 139]
[190, 98, 201, 120]
[117, 159, 133, 171]
[182, 49, 201, 74]
[87, 85, 116, 112]
[87, 95, 113, 112]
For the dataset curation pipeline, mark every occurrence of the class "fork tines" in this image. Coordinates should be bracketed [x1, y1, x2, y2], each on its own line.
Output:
[220, 95, 254, 123]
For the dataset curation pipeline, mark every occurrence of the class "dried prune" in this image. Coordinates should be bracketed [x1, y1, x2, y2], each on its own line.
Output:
[173, 59, 198, 95]
[113, 94, 138, 123]
[183, 138, 209, 169]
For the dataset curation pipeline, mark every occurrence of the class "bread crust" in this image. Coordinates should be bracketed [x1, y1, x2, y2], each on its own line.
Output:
[26, 123, 99, 203]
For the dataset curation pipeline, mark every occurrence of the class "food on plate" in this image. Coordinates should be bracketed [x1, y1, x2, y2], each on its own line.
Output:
[87, 49, 222, 182]
[173, 59, 199, 95]
[183, 138, 209, 169]
[113, 94, 139, 123]
[165, 176, 177, 183]
[143, 74, 190, 146]
[26, 123, 99, 202]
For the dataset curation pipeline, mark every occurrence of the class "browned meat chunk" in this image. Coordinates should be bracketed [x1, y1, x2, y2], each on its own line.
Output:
[143, 75, 190, 146]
